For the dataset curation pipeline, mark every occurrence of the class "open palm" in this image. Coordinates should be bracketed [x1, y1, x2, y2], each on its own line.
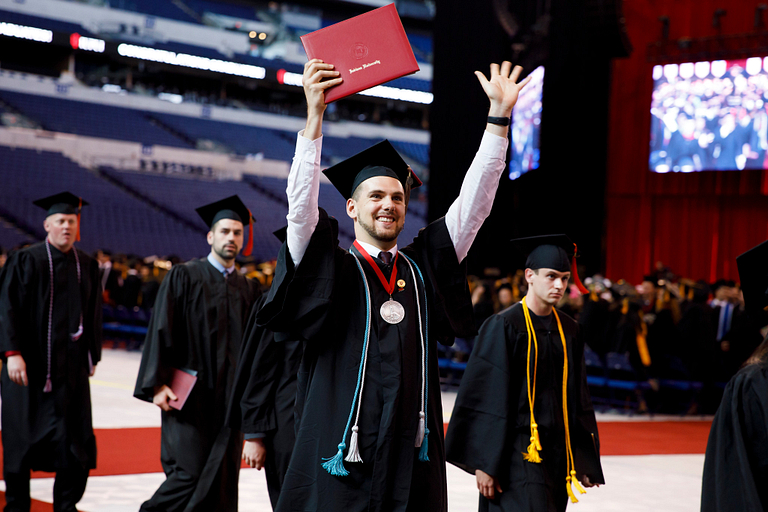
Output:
[475, 61, 532, 116]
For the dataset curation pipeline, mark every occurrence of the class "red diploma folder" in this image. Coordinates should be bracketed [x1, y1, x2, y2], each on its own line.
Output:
[168, 368, 197, 411]
[300, 3, 420, 103]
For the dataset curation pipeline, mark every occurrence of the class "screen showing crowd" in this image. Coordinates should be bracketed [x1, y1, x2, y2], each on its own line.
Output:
[509, 65, 544, 180]
[650, 57, 768, 172]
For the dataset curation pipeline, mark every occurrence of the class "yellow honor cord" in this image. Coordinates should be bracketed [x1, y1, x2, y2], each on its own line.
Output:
[636, 310, 651, 367]
[553, 309, 587, 503]
[521, 297, 542, 463]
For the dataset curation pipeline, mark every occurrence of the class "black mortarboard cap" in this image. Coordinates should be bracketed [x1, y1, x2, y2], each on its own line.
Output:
[33, 192, 87, 217]
[33, 192, 87, 241]
[195, 195, 253, 228]
[323, 140, 422, 199]
[195, 195, 255, 256]
[511, 234, 589, 294]
[737, 239, 768, 324]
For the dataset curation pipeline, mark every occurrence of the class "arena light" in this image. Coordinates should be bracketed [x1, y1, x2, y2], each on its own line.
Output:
[746, 57, 762, 76]
[158, 92, 183, 104]
[358, 85, 433, 104]
[0, 22, 53, 43]
[678, 62, 694, 79]
[277, 70, 432, 104]
[278, 70, 303, 86]
[117, 43, 266, 79]
[694, 61, 710, 79]
[70, 33, 105, 53]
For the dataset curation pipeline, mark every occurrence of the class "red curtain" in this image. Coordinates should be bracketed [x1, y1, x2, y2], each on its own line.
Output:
[605, 0, 768, 284]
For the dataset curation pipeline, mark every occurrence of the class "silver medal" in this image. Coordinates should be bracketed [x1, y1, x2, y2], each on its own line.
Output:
[380, 299, 405, 324]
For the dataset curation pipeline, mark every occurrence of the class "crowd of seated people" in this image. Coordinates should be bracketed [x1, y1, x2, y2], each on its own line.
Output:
[437, 262, 765, 414]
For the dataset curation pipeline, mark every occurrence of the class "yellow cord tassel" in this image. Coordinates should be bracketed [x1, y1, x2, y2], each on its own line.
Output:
[523, 435, 543, 463]
[566, 475, 579, 503]
[571, 470, 586, 494]
[532, 422, 542, 450]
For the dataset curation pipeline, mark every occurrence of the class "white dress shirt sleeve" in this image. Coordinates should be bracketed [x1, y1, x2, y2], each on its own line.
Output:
[286, 130, 323, 267]
[444, 131, 509, 263]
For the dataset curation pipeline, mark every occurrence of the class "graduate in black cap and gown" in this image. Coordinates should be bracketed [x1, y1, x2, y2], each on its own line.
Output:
[0, 192, 102, 512]
[134, 195, 261, 512]
[701, 239, 768, 512]
[255, 59, 531, 512]
[445, 235, 604, 512]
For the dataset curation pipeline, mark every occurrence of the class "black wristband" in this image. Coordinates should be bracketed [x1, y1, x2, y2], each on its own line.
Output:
[487, 116, 510, 126]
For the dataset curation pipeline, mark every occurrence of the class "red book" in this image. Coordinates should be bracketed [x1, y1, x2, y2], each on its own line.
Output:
[168, 368, 197, 411]
[300, 3, 420, 103]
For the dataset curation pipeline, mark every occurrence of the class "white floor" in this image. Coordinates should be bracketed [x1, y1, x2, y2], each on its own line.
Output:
[1, 349, 707, 512]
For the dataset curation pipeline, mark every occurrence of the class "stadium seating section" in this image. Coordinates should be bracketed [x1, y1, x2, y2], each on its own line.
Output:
[0, 83, 430, 261]
[0, 91, 193, 148]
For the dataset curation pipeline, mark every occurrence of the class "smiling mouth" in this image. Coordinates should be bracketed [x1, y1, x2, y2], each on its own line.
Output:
[376, 215, 396, 224]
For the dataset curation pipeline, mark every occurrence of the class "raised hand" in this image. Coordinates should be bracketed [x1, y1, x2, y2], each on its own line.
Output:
[302, 59, 342, 139]
[475, 61, 532, 118]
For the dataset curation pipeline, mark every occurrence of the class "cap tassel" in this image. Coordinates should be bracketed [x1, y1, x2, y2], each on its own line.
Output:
[76, 198, 82, 242]
[344, 426, 363, 463]
[571, 244, 588, 294]
[43, 376, 52, 393]
[321, 442, 349, 476]
[243, 209, 253, 257]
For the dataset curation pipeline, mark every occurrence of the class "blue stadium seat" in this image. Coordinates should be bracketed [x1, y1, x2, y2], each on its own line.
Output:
[100, 167, 289, 261]
[0, 146, 206, 260]
[150, 113, 296, 158]
[0, 91, 194, 149]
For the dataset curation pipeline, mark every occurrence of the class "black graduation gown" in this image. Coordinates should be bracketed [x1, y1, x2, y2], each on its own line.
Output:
[0, 242, 102, 473]
[134, 258, 261, 512]
[445, 303, 604, 512]
[701, 361, 768, 511]
[227, 293, 304, 510]
[256, 208, 475, 512]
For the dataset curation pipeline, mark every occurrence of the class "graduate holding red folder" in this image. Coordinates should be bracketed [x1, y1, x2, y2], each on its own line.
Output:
[254, 57, 531, 511]
[300, 3, 420, 103]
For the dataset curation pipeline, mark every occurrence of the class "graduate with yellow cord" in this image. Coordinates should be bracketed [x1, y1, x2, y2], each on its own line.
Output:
[446, 235, 604, 512]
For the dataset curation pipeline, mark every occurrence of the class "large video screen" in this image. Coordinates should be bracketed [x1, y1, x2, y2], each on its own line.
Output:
[509, 65, 544, 180]
[650, 57, 768, 172]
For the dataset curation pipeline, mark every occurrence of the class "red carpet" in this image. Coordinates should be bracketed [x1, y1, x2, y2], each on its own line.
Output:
[0, 428, 258, 479]
[441, 420, 712, 456]
[597, 421, 712, 455]
[0, 421, 712, 481]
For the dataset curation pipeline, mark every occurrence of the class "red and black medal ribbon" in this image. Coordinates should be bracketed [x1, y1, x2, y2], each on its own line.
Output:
[352, 240, 399, 295]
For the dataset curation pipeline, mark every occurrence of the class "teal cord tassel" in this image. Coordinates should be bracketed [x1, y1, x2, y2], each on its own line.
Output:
[322, 442, 349, 476]
[418, 428, 430, 462]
